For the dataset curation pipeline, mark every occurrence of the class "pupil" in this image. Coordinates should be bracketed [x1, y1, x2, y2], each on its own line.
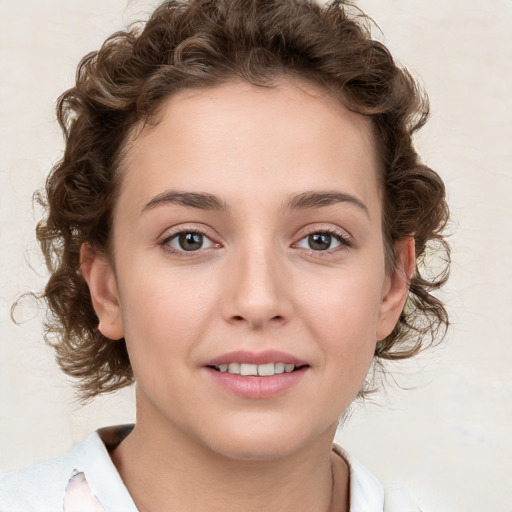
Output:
[179, 232, 203, 251]
[309, 233, 331, 250]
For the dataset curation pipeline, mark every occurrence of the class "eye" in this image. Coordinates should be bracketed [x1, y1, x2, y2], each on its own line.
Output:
[166, 231, 217, 252]
[295, 231, 344, 251]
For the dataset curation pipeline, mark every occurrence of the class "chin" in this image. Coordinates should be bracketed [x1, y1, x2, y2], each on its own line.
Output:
[209, 437, 302, 462]
[199, 414, 334, 462]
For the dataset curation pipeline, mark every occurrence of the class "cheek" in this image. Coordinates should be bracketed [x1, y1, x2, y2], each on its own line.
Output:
[297, 264, 385, 374]
[116, 264, 217, 360]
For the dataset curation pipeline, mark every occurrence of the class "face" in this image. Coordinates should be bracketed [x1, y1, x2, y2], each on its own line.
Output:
[84, 79, 412, 461]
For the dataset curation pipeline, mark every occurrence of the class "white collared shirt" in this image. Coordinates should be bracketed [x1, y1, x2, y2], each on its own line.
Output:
[0, 426, 419, 511]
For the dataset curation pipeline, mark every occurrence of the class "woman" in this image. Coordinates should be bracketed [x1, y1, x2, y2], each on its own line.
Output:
[0, 0, 449, 510]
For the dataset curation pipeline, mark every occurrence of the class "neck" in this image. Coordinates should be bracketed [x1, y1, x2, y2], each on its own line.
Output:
[110, 401, 349, 512]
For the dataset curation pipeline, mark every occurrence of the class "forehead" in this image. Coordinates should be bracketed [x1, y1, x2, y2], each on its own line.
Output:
[119, 78, 380, 218]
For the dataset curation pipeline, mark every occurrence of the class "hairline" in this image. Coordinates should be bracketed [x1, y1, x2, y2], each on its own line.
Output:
[105, 73, 391, 269]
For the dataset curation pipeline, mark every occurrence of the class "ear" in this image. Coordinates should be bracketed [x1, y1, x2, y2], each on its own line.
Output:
[80, 243, 124, 340]
[376, 237, 416, 341]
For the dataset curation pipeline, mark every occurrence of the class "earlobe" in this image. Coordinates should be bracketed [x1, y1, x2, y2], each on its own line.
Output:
[376, 237, 416, 341]
[80, 243, 124, 340]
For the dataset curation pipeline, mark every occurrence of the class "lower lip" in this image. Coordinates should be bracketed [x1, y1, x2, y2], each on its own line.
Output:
[204, 367, 308, 399]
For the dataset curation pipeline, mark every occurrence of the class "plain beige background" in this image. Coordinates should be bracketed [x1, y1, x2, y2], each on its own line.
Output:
[1, 1, 511, 511]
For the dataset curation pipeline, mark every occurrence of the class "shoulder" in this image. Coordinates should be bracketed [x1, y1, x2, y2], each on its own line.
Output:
[0, 457, 71, 510]
[0, 427, 136, 512]
[333, 444, 421, 512]
[0, 431, 104, 511]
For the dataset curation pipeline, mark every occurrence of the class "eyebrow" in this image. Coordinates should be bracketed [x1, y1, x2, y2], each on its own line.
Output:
[142, 190, 230, 213]
[285, 191, 369, 218]
[142, 189, 368, 218]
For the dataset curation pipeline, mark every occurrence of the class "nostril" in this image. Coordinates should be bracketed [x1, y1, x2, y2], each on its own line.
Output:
[227, 313, 288, 325]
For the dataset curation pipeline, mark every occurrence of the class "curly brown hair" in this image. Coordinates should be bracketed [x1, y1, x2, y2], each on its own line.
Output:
[34, 0, 449, 400]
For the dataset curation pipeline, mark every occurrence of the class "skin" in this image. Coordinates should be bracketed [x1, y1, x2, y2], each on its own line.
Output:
[82, 79, 414, 512]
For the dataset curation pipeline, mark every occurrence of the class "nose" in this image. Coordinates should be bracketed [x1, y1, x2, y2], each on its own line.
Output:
[221, 243, 292, 329]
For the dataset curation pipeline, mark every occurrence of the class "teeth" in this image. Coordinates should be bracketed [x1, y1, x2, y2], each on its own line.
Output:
[274, 362, 285, 374]
[257, 363, 275, 376]
[228, 362, 240, 374]
[216, 362, 298, 376]
[240, 363, 258, 376]
[284, 364, 295, 373]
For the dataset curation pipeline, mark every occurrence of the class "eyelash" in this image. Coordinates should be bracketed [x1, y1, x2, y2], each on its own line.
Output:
[160, 229, 220, 257]
[293, 228, 354, 255]
[159, 227, 353, 257]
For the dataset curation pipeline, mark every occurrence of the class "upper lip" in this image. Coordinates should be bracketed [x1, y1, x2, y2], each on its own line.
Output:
[204, 350, 309, 367]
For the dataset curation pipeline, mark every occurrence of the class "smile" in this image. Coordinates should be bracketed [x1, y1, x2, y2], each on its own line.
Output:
[204, 350, 310, 397]
[213, 362, 300, 376]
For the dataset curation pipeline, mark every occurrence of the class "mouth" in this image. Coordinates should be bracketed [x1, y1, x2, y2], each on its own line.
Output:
[203, 350, 310, 398]
[208, 362, 309, 376]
